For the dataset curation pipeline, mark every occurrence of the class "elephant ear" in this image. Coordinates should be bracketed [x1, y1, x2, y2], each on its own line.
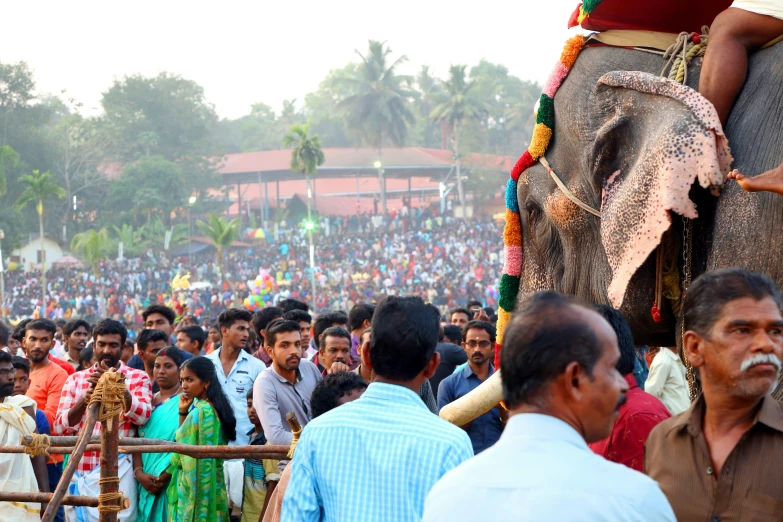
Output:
[595, 71, 733, 308]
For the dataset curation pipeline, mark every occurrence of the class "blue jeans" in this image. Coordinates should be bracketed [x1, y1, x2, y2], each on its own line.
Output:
[47, 462, 64, 522]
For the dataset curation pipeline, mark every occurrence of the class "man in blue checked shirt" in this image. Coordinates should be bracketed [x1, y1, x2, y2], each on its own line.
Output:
[281, 296, 473, 522]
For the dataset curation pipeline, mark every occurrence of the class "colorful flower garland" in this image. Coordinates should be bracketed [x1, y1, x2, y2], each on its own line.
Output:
[577, 0, 604, 24]
[496, 35, 586, 365]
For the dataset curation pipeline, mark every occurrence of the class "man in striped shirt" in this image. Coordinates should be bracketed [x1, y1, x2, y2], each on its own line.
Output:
[282, 296, 473, 521]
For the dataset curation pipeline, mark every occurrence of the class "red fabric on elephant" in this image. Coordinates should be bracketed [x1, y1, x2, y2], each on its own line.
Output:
[568, 0, 732, 34]
[596, 71, 732, 307]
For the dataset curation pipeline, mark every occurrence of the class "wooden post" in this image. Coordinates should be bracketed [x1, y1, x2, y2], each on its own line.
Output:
[98, 390, 123, 521]
[0, 492, 103, 507]
[41, 402, 100, 522]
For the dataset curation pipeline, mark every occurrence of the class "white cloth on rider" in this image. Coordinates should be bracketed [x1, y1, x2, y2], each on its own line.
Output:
[0, 395, 40, 522]
[732, 0, 783, 20]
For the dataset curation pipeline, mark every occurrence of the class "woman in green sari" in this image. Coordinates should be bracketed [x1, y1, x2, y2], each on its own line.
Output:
[166, 356, 237, 522]
[134, 347, 185, 522]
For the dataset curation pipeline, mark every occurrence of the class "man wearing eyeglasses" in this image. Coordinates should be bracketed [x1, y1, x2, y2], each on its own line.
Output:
[437, 320, 504, 454]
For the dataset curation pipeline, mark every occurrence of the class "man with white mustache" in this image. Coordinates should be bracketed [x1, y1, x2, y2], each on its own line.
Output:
[646, 268, 783, 522]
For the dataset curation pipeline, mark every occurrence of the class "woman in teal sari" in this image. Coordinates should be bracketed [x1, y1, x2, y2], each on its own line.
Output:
[166, 356, 237, 522]
[133, 347, 184, 522]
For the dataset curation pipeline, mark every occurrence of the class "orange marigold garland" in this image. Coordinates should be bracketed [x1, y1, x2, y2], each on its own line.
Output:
[496, 35, 586, 367]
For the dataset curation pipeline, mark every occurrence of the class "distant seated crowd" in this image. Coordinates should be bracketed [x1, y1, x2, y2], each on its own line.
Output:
[0, 267, 782, 522]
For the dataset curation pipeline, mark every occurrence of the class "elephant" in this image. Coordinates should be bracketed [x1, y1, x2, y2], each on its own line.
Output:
[515, 40, 783, 347]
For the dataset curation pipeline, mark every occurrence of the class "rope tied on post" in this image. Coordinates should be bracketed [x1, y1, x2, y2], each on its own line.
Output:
[89, 369, 126, 432]
[286, 411, 302, 459]
[97, 477, 129, 514]
[23, 433, 51, 458]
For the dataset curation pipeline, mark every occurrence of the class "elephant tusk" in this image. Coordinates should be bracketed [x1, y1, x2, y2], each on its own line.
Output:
[439, 371, 504, 426]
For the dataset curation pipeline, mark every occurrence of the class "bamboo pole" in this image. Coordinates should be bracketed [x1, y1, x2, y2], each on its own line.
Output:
[20, 435, 175, 447]
[41, 401, 100, 522]
[0, 492, 105, 508]
[4, 443, 291, 460]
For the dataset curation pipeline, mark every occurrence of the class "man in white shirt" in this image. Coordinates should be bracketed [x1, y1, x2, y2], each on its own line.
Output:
[423, 291, 675, 522]
[645, 346, 690, 415]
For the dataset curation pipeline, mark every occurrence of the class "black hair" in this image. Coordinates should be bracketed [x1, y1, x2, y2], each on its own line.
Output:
[142, 304, 176, 326]
[265, 320, 301, 347]
[63, 319, 91, 337]
[683, 268, 783, 339]
[0, 350, 10, 365]
[278, 298, 309, 313]
[181, 356, 237, 441]
[319, 326, 351, 351]
[208, 323, 220, 332]
[501, 291, 603, 409]
[246, 387, 254, 400]
[218, 308, 253, 332]
[124, 339, 135, 349]
[78, 346, 94, 370]
[461, 320, 496, 344]
[449, 308, 470, 321]
[11, 355, 29, 375]
[313, 312, 348, 344]
[11, 319, 32, 343]
[348, 304, 375, 331]
[370, 296, 439, 381]
[467, 300, 483, 310]
[310, 372, 368, 418]
[0, 322, 9, 347]
[156, 346, 185, 368]
[178, 325, 206, 350]
[25, 319, 57, 337]
[595, 305, 635, 376]
[55, 319, 67, 328]
[92, 319, 128, 346]
[443, 324, 462, 345]
[251, 307, 283, 337]
[137, 329, 169, 351]
[283, 309, 312, 325]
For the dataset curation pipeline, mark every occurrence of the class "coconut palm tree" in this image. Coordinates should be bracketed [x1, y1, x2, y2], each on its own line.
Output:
[112, 224, 147, 257]
[196, 213, 240, 285]
[283, 123, 325, 311]
[338, 40, 415, 214]
[13, 169, 66, 310]
[71, 228, 112, 315]
[431, 65, 487, 207]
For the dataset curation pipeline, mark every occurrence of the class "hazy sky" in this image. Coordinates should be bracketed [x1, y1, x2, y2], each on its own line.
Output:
[3, 0, 581, 119]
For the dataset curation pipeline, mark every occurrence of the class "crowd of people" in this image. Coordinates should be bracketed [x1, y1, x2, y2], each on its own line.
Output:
[2, 213, 503, 323]
[0, 266, 781, 522]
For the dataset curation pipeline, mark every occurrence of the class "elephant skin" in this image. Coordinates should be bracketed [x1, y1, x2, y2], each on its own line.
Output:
[515, 42, 783, 347]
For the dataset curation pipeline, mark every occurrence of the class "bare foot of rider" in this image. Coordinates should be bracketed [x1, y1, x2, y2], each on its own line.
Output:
[727, 166, 783, 196]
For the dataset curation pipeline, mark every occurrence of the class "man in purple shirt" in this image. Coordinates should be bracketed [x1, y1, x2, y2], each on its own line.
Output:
[348, 304, 374, 364]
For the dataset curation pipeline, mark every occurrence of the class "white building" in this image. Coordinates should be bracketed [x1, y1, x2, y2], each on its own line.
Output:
[11, 236, 66, 272]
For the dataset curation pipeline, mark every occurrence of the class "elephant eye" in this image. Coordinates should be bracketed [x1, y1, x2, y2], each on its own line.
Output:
[524, 199, 539, 223]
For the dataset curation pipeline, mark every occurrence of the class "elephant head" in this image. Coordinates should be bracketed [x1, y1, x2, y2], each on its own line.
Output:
[514, 48, 731, 346]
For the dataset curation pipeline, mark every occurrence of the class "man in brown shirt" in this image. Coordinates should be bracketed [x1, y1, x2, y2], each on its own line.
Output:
[646, 268, 783, 521]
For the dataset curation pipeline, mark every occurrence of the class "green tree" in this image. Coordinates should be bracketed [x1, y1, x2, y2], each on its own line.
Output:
[71, 228, 112, 313]
[284, 124, 325, 311]
[112, 224, 146, 257]
[196, 213, 240, 285]
[13, 169, 66, 308]
[338, 40, 415, 213]
[109, 155, 187, 227]
[413, 66, 444, 149]
[303, 64, 357, 148]
[0, 145, 19, 196]
[431, 65, 487, 206]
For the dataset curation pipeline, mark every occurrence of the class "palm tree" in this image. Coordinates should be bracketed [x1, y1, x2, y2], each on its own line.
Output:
[71, 228, 112, 315]
[416, 66, 444, 148]
[431, 65, 487, 207]
[338, 40, 415, 214]
[13, 170, 66, 310]
[283, 123, 325, 312]
[196, 213, 240, 285]
[112, 224, 147, 257]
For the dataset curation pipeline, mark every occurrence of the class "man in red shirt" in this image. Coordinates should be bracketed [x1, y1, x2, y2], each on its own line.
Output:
[24, 319, 68, 429]
[54, 319, 151, 521]
[588, 306, 671, 472]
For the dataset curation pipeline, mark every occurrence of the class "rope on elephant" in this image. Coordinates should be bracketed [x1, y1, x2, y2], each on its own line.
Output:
[661, 26, 710, 85]
[23, 433, 51, 459]
[89, 369, 127, 430]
